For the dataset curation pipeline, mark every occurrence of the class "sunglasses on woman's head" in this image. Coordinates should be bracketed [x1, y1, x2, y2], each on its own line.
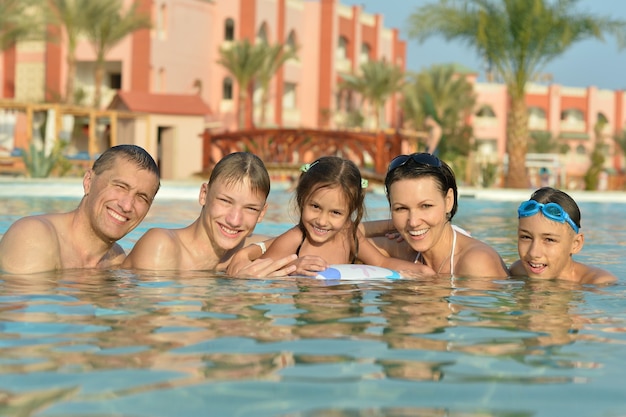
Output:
[387, 153, 442, 173]
[517, 200, 579, 233]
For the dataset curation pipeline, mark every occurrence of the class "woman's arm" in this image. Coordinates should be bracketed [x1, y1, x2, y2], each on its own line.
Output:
[360, 219, 396, 238]
[356, 231, 435, 277]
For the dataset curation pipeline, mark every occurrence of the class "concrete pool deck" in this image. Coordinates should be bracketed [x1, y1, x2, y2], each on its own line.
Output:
[1, 177, 625, 203]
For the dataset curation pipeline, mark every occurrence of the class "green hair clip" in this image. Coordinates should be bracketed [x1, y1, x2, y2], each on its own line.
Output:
[361, 179, 368, 189]
[300, 160, 319, 173]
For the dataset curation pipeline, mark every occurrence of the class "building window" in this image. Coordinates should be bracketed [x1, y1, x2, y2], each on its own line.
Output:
[476, 105, 496, 118]
[346, 91, 355, 112]
[108, 73, 122, 90]
[286, 30, 297, 54]
[224, 18, 235, 41]
[561, 108, 584, 122]
[222, 78, 233, 100]
[158, 68, 166, 92]
[337, 36, 348, 60]
[576, 144, 586, 155]
[257, 23, 268, 44]
[193, 78, 202, 95]
[561, 108, 585, 131]
[360, 43, 370, 65]
[528, 106, 546, 119]
[283, 83, 296, 109]
[156, 4, 167, 40]
[335, 91, 342, 111]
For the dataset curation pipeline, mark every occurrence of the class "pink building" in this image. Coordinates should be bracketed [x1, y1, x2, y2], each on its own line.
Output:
[4, 0, 618, 188]
[0, 0, 406, 179]
[472, 81, 626, 189]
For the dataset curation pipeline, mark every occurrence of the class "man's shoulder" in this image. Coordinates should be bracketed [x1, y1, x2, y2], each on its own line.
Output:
[0, 215, 63, 274]
[2, 214, 59, 244]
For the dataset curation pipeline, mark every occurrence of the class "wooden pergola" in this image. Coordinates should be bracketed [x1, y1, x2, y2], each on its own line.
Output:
[0, 101, 148, 175]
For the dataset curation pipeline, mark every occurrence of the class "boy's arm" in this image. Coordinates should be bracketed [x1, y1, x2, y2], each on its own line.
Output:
[227, 237, 275, 276]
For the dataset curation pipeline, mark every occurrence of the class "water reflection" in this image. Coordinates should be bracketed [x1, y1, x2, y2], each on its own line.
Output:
[0, 271, 624, 415]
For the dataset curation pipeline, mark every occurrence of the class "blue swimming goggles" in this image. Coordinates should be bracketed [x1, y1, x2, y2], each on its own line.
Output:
[387, 152, 442, 173]
[517, 200, 580, 233]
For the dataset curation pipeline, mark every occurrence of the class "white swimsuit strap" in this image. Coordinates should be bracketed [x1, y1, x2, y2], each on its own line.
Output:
[452, 224, 471, 237]
[450, 227, 457, 276]
[414, 226, 458, 275]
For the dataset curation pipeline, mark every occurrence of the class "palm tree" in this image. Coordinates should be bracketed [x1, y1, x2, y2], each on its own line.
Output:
[528, 131, 568, 154]
[46, 0, 104, 105]
[0, 0, 42, 51]
[84, 0, 150, 108]
[402, 64, 475, 156]
[407, 0, 626, 188]
[256, 42, 298, 126]
[339, 60, 405, 130]
[615, 132, 626, 158]
[217, 39, 269, 129]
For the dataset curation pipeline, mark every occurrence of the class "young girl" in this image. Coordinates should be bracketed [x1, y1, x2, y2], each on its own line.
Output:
[510, 187, 616, 284]
[261, 156, 434, 277]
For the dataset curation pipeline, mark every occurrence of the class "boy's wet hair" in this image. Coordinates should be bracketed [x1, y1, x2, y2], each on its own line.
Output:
[209, 152, 270, 198]
[529, 186, 582, 230]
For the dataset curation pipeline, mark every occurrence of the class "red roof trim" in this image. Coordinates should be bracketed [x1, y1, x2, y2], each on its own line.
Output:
[110, 91, 212, 116]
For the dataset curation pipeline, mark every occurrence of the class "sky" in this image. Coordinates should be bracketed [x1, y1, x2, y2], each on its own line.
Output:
[341, 0, 626, 90]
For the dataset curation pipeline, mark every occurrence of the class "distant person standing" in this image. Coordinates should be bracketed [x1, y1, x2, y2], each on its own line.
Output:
[0, 145, 161, 274]
[539, 167, 551, 187]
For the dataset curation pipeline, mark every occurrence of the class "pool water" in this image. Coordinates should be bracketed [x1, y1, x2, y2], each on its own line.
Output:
[1, 184, 625, 416]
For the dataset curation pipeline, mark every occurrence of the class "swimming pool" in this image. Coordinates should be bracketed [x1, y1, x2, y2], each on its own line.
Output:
[1, 180, 625, 416]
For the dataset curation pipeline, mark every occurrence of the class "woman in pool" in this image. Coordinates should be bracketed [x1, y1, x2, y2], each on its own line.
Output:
[510, 187, 616, 284]
[258, 156, 434, 277]
[367, 152, 509, 278]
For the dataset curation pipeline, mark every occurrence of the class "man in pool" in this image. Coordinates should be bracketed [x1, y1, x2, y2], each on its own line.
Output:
[510, 187, 616, 284]
[121, 152, 297, 276]
[0, 145, 161, 274]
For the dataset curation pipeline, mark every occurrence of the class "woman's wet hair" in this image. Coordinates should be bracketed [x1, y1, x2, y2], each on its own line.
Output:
[296, 156, 365, 260]
[209, 152, 271, 198]
[384, 153, 458, 220]
[529, 186, 581, 230]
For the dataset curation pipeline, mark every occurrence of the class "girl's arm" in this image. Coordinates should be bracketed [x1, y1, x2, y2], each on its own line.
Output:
[263, 227, 328, 276]
[262, 227, 304, 259]
[356, 231, 435, 277]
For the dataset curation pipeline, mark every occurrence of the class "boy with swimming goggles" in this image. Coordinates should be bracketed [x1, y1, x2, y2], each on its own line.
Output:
[510, 187, 616, 284]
